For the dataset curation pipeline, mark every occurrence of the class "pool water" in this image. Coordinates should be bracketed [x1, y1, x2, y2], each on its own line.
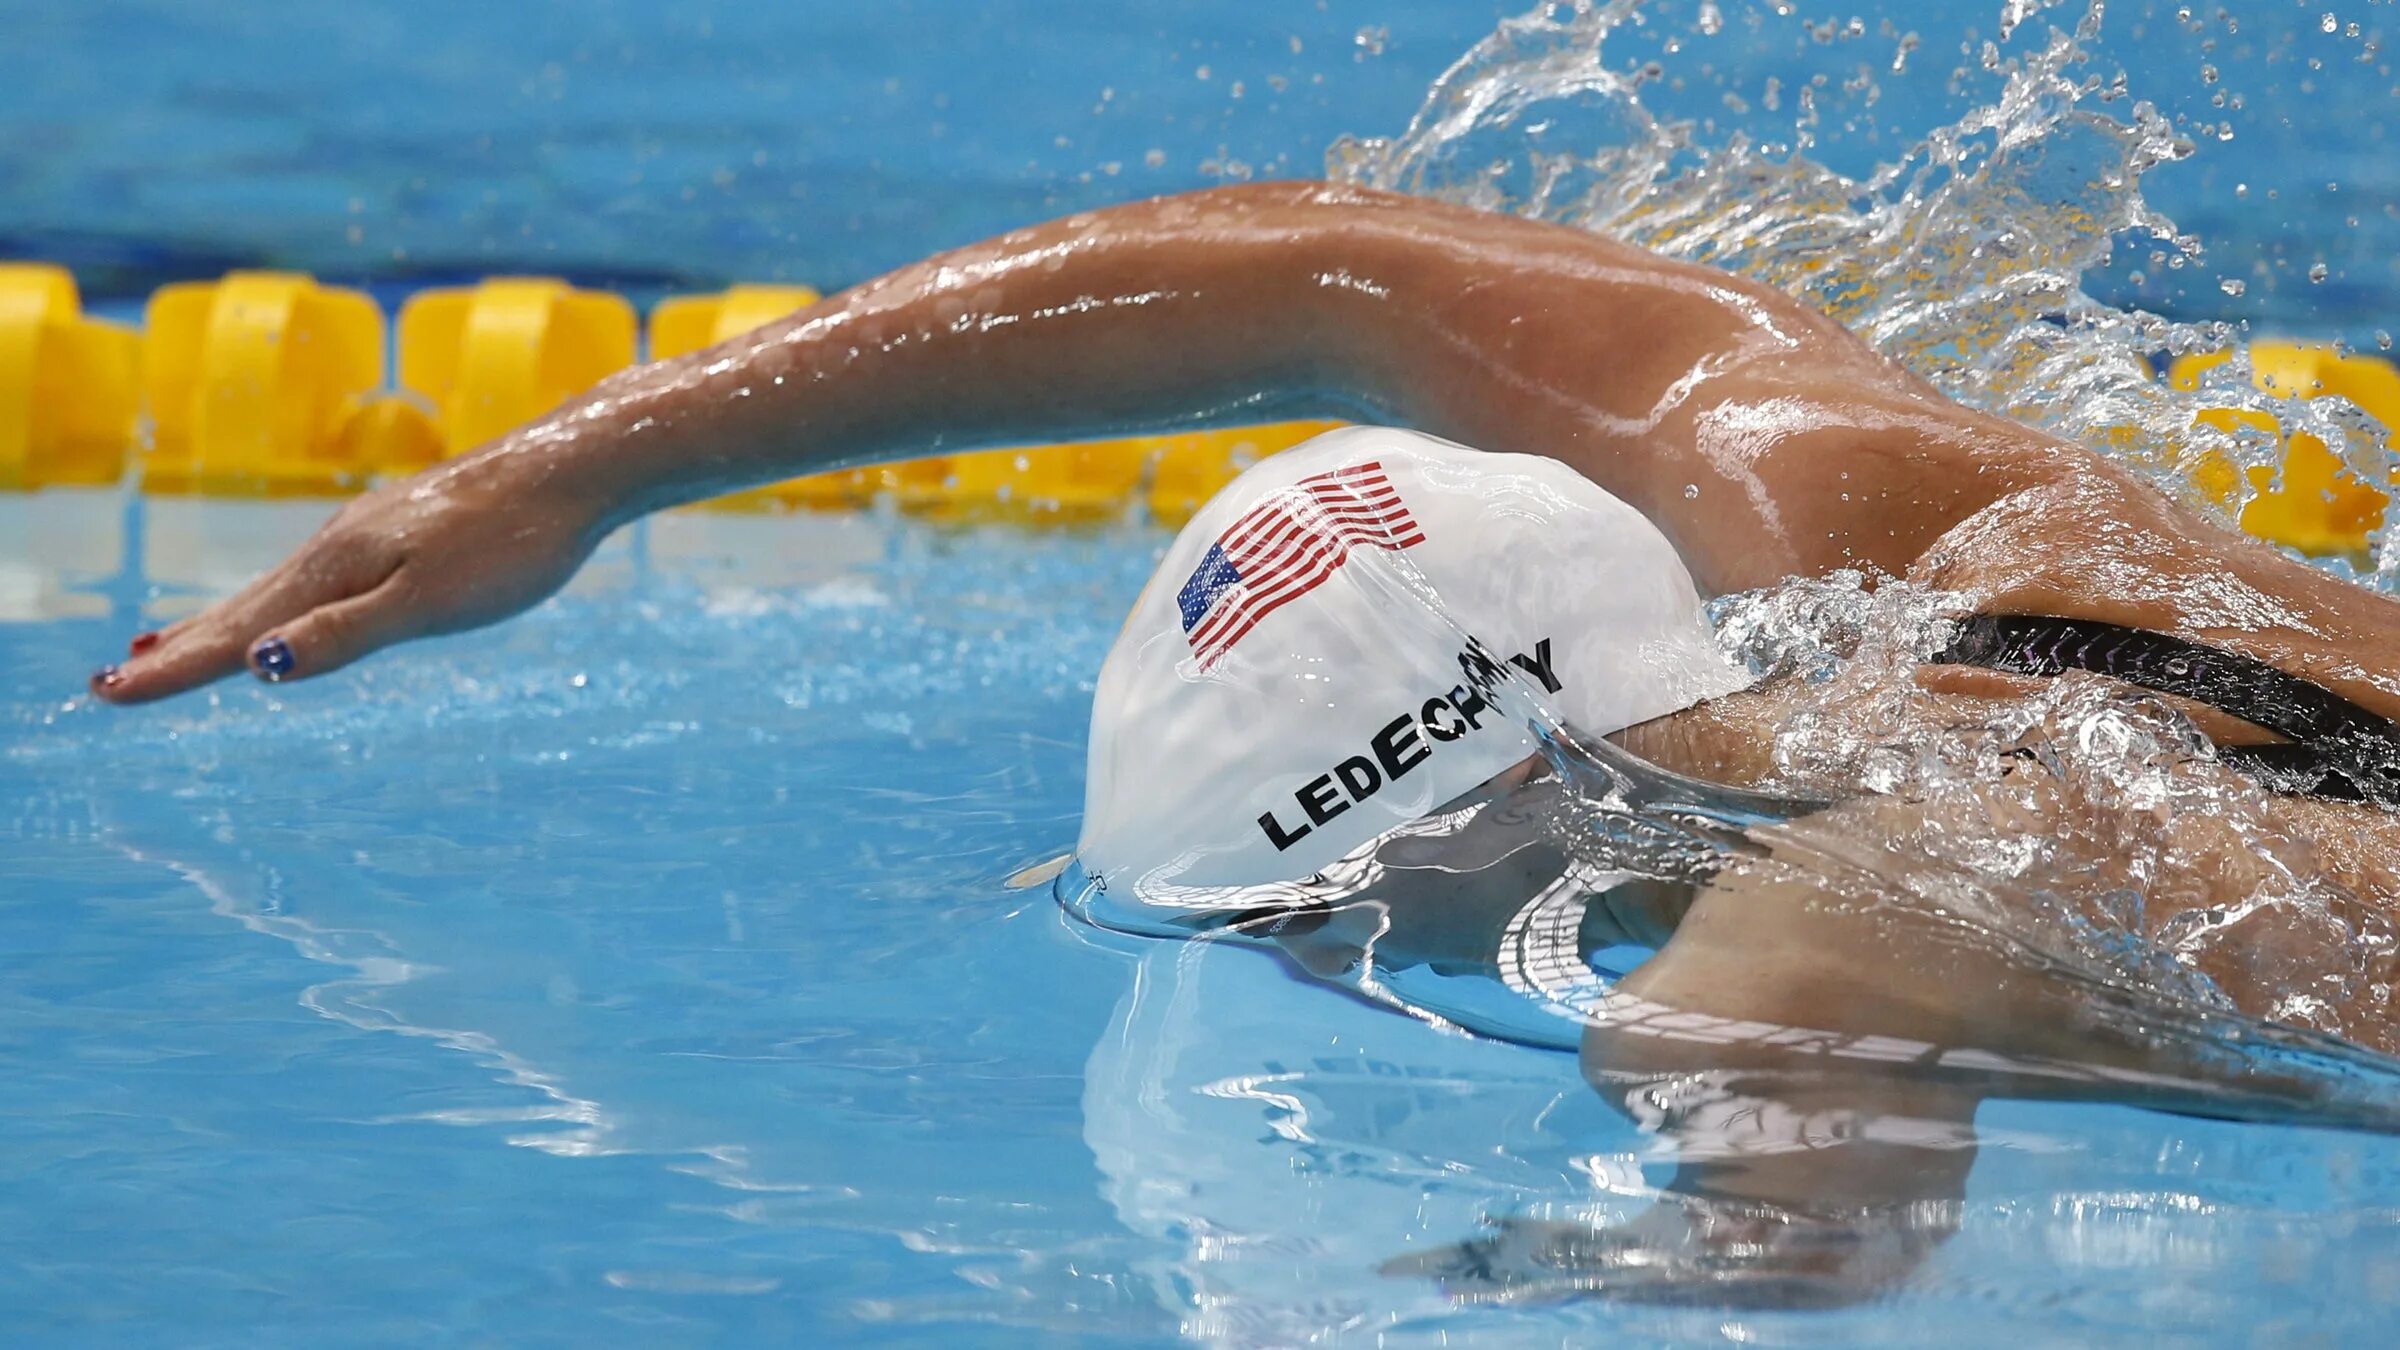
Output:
[3, 513, 1156, 1344]
[14, 0, 2400, 1342]
[5, 507, 2400, 1345]
[12, 0, 2399, 336]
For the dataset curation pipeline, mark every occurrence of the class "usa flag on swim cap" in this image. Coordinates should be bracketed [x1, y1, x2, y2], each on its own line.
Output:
[1174, 460, 1426, 667]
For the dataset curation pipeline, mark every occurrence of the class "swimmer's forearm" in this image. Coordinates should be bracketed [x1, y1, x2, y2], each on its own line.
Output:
[85, 182, 1858, 703]
[484, 183, 1426, 523]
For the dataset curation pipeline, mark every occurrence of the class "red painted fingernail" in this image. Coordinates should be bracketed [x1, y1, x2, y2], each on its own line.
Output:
[129, 631, 160, 655]
[90, 666, 124, 692]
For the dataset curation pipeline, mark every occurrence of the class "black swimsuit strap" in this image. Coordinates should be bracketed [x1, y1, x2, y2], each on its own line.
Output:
[2214, 742, 2376, 805]
[1932, 613, 2400, 807]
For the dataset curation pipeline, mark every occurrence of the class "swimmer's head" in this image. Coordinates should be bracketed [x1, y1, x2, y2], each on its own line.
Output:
[1073, 426, 1752, 912]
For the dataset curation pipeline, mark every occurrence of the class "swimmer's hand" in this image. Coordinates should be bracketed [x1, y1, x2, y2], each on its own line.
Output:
[91, 453, 613, 704]
[1381, 1202, 1954, 1310]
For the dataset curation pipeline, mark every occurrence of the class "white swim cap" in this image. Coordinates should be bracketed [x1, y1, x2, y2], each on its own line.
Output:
[1077, 426, 1749, 903]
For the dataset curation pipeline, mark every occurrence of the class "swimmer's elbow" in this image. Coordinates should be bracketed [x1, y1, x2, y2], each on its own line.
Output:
[1132, 180, 1444, 259]
[1123, 182, 1462, 404]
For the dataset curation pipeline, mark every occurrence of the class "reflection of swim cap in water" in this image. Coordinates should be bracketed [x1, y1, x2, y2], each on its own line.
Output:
[1082, 940, 1613, 1341]
[1076, 427, 1751, 904]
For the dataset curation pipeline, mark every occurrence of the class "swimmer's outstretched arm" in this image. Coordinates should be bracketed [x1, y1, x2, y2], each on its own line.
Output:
[94, 180, 2400, 719]
[95, 181, 2064, 704]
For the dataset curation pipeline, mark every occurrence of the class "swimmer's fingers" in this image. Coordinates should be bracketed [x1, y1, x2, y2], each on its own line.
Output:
[229, 569, 419, 688]
[1378, 1217, 1648, 1297]
[1382, 1211, 1911, 1309]
[93, 542, 397, 705]
[93, 455, 606, 706]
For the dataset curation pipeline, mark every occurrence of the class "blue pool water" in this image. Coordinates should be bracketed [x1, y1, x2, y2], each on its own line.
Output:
[8, 507, 2400, 1345]
[13, 0, 2400, 1343]
[10, 0, 2400, 339]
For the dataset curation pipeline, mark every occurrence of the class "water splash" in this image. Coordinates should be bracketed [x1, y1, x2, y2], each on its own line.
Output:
[1693, 572, 2400, 1048]
[1061, 4, 2400, 1315]
[1313, 0, 2400, 1072]
[1328, 0, 2399, 576]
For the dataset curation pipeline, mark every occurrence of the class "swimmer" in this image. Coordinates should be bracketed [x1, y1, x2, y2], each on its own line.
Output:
[87, 184, 2400, 1301]
[1061, 424, 2400, 1305]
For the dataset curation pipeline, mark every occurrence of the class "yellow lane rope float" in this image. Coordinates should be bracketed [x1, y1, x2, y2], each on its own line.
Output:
[0, 260, 2387, 547]
[142, 271, 413, 495]
[0, 263, 139, 491]
[2168, 344, 2400, 560]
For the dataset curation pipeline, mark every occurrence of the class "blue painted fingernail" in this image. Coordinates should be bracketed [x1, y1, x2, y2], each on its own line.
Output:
[252, 637, 296, 682]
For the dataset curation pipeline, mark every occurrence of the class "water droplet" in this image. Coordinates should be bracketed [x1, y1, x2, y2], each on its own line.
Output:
[1683, 483, 1701, 500]
[2221, 278, 2247, 297]
[1696, 1, 1724, 35]
[2310, 263, 2330, 284]
[2379, 331, 2394, 352]
[2322, 11, 2339, 34]
[1353, 25, 1388, 57]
